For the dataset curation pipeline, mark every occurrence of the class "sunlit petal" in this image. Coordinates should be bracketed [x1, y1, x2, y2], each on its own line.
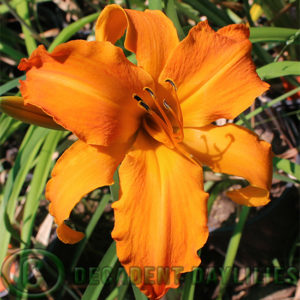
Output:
[47, 139, 131, 243]
[95, 4, 179, 80]
[217, 23, 250, 41]
[19, 41, 154, 146]
[160, 21, 269, 127]
[113, 130, 208, 299]
[183, 124, 272, 206]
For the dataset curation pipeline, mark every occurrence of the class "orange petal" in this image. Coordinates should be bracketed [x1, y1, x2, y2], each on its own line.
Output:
[47, 139, 130, 244]
[113, 130, 208, 299]
[19, 41, 154, 146]
[159, 21, 269, 127]
[183, 124, 273, 206]
[217, 23, 250, 42]
[95, 4, 179, 80]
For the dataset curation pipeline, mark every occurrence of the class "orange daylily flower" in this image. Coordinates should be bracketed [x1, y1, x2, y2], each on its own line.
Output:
[18, 4, 272, 299]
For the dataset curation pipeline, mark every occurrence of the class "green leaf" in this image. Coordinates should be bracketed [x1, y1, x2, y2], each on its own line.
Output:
[272, 173, 299, 184]
[110, 169, 120, 202]
[117, 281, 130, 300]
[15, 0, 37, 54]
[0, 75, 25, 96]
[0, 114, 22, 145]
[182, 271, 196, 300]
[0, 41, 24, 61]
[132, 283, 148, 300]
[183, 0, 229, 26]
[273, 157, 300, 181]
[81, 242, 118, 300]
[70, 193, 111, 270]
[148, 0, 163, 10]
[0, 126, 49, 267]
[207, 180, 239, 215]
[0, 0, 48, 15]
[165, 0, 185, 40]
[21, 130, 64, 248]
[255, 0, 294, 28]
[236, 87, 300, 126]
[106, 282, 129, 300]
[257, 61, 300, 80]
[0, 26, 24, 49]
[217, 206, 250, 300]
[105, 287, 119, 300]
[175, 1, 200, 23]
[250, 27, 299, 43]
[48, 12, 100, 52]
[17, 131, 64, 299]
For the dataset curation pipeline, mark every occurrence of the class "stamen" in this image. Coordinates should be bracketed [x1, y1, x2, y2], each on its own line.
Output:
[132, 88, 183, 146]
[138, 101, 150, 111]
[133, 94, 151, 112]
[146, 110, 175, 147]
[133, 94, 143, 102]
[165, 79, 177, 91]
[163, 100, 171, 110]
[133, 94, 174, 143]
[165, 79, 183, 125]
[143, 87, 173, 130]
[144, 87, 155, 98]
[162, 99, 183, 141]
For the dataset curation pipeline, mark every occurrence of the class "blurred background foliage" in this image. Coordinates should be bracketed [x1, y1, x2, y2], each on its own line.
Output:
[0, 0, 299, 299]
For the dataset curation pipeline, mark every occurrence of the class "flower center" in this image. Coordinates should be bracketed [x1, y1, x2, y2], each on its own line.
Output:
[133, 79, 183, 149]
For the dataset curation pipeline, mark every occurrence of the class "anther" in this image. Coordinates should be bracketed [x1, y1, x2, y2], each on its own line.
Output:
[144, 87, 155, 98]
[133, 93, 151, 112]
[163, 100, 171, 110]
[133, 94, 143, 102]
[138, 101, 150, 111]
[165, 79, 177, 91]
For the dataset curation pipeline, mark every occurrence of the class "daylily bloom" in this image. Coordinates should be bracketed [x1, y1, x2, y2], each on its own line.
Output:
[17, 4, 272, 299]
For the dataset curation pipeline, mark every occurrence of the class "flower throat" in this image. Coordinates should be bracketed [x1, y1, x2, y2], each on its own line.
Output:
[133, 79, 183, 149]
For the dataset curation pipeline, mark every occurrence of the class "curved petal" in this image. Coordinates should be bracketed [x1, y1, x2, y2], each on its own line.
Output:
[183, 124, 273, 206]
[19, 41, 154, 146]
[217, 23, 250, 42]
[47, 139, 130, 244]
[112, 130, 208, 299]
[159, 22, 269, 127]
[95, 4, 179, 80]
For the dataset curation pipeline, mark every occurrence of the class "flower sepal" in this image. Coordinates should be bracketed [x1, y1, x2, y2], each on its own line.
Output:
[0, 96, 64, 130]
